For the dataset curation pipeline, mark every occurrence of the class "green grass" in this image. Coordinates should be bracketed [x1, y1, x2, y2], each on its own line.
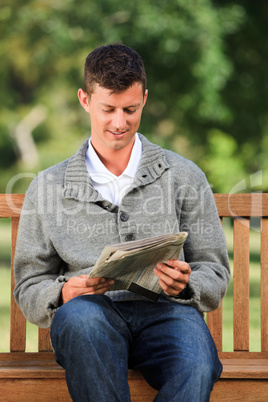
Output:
[0, 217, 262, 352]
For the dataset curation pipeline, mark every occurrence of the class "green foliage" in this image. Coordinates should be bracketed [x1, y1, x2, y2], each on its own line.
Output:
[200, 130, 245, 192]
[0, 128, 17, 168]
[0, 0, 267, 192]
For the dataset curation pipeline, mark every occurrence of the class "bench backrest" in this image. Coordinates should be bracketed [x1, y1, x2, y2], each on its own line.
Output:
[0, 194, 51, 352]
[0, 193, 268, 353]
[210, 193, 268, 353]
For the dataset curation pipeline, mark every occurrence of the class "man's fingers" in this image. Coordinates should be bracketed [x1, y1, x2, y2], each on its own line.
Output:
[86, 278, 114, 292]
[153, 260, 191, 297]
[154, 266, 184, 287]
[154, 264, 189, 281]
[61, 276, 114, 304]
[165, 260, 191, 273]
[158, 278, 186, 296]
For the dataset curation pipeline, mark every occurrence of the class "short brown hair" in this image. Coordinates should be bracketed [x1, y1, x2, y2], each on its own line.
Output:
[83, 44, 147, 96]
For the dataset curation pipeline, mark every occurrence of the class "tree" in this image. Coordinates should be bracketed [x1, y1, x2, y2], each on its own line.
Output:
[0, 0, 266, 192]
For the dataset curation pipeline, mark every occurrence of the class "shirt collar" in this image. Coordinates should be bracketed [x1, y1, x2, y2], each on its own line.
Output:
[85, 133, 142, 184]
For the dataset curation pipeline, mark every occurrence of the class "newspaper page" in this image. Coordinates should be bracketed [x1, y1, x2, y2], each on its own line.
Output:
[89, 232, 188, 300]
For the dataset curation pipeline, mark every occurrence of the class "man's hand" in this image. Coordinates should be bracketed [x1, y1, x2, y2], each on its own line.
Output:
[153, 260, 191, 297]
[61, 275, 114, 304]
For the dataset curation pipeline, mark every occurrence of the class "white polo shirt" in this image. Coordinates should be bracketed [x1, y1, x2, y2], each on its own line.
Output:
[85, 133, 142, 206]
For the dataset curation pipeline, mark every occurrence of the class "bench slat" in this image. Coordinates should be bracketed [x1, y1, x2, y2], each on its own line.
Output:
[261, 217, 268, 352]
[214, 193, 268, 217]
[0, 194, 24, 218]
[10, 217, 26, 352]
[210, 379, 268, 402]
[233, 218, 250, 351]
[206, 304, 223, 352]
[39, 328, 53, 352]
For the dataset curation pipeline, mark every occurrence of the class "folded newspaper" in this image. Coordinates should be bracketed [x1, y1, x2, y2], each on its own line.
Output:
[89, 232, 188, 301]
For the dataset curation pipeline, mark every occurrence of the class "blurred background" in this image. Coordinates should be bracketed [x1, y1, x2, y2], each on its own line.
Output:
[0, 0, 267, 194]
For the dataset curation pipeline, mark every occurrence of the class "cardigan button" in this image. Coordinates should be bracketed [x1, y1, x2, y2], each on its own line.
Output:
[120, 213, 129, 222]
[125, 234, 134, 241]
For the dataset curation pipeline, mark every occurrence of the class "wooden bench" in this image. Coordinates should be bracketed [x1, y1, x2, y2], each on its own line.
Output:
[0, 193, 267, 401]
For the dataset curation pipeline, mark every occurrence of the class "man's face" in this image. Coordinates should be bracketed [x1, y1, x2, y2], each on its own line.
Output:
[78, 83, 147, 154]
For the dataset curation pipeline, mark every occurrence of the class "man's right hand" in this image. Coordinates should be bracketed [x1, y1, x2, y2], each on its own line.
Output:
[61, 275, 114, 304]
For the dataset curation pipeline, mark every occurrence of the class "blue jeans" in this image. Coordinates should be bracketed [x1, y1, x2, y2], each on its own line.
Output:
[50, 295, 222, 402]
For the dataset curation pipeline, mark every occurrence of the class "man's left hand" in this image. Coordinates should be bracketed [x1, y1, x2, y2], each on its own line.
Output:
[153, 260, 191, 297]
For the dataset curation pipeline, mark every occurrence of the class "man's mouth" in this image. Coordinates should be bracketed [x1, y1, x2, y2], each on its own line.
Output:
[108, 130, 127, 136]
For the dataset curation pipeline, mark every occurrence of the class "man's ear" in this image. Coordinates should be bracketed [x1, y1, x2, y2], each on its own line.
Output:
[78, 89, 90, 113]
[143, 89, 148, 107]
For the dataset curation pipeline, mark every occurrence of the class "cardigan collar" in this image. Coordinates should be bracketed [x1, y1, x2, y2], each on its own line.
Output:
[63, 133, 170, 204]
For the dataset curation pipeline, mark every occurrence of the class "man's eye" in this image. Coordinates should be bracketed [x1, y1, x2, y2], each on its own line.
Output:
[125, 109, 137, 114]
[103, 109, 114, 113]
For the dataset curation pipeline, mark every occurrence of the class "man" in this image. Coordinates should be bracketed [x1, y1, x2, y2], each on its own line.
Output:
[14, 44, 230, 401]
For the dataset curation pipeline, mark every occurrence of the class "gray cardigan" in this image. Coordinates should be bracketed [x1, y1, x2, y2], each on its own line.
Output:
[14, 134, 230, 328]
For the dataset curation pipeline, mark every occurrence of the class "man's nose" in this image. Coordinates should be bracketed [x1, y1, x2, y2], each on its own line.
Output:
[113, 110, 126, 130]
